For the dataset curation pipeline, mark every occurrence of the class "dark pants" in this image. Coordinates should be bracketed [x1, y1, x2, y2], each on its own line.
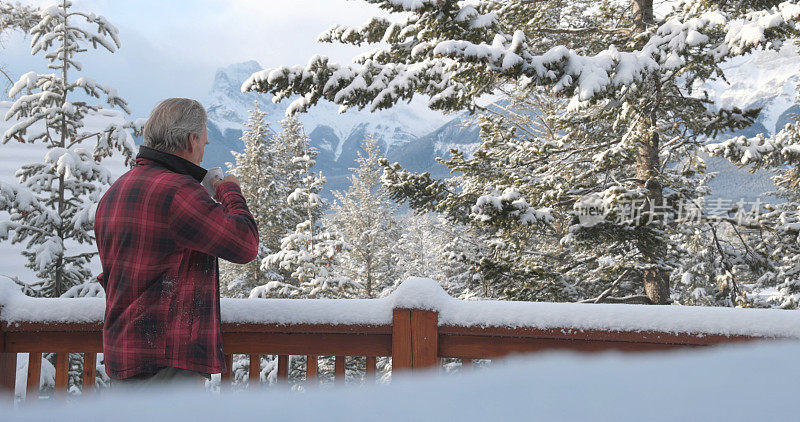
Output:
[113, 367, 209, 391]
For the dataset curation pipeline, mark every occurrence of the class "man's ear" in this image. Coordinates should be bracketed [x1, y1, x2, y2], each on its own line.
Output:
[186, 133, 197, 154]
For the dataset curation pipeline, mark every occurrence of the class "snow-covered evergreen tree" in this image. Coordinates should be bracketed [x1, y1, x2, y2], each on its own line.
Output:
[1, 1, 134, 397]
[0, 1, 38, 44]
[431, 214, 486, 299]
[243, 0, 800, 304]
[329, 136, 401, 298]
[255, 120, 354, 298]
[393, 211, 484, 299]
[0, 1, 138, 298]
[220, 105, 314, 297]
[705, 106, 800, 309]
[394, 212, 444, 286]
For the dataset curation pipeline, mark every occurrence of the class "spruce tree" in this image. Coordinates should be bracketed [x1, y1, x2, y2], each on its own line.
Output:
[256, 120, 353, 298]
[0, 0, 134, 396]
[329, 136, 401, 298]
[219, 104, 306, 297]
[393, 211, 484, 299]
[705, 109, 800, 308]
[394, 212, 444, 288]
[0, 0, 138, 298]
[431, 214, 486, 299]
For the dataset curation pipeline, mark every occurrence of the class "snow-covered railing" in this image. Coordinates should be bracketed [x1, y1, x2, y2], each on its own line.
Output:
[2, 278, 799, 404]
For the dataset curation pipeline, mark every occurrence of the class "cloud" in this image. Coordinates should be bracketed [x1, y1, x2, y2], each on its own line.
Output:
[222, 0, 385, 22]
[3, 0, 394, 117]
[194, 0, 390, 67]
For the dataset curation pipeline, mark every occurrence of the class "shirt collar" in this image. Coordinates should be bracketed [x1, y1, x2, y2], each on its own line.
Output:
[135, 145, 207, 183]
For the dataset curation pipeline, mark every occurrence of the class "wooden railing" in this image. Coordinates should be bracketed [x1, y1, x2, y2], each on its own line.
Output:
[0, 307, 780, 404]
[2, 278, 798, 404]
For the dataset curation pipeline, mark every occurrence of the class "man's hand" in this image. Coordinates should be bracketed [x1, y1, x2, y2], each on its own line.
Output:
[213, 174, 240, 189]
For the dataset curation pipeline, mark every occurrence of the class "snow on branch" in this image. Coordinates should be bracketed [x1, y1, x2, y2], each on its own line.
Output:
[705, 122, 800, 169]
[243, 57, 467, 114]
[0, 181, 54, 226]
[318, 1, 498, 48]
[7, 71, 39, 98]
[0, 1, 38, 34]
[365, 0, 444, 12]
[30, 2, 120, 56]
[44, 147, 113, 183]
[471, 187, 554, 226]
[242, 1, 800, 115]
[318, 17, 393, 46]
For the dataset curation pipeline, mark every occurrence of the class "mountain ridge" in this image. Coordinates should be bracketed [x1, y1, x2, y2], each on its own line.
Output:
[200, 54, 799, 202]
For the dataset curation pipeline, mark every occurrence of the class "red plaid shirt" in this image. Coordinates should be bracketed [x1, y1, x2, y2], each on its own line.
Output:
[95, 146, 258, 379]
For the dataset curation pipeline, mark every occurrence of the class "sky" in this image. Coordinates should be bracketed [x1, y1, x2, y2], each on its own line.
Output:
[0, 0, 391, 118]
[0, 0, 687, 120]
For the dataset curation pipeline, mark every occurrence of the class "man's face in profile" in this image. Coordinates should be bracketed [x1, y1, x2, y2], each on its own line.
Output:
[189, 126, 209, 165]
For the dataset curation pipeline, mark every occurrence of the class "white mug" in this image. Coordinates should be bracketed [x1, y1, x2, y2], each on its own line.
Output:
[202, 166, 224, 196]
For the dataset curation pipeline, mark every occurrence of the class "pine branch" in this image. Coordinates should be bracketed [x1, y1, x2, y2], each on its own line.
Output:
[590, 294, 652, 304]
[579, 269, 632, 303]
[0, 66, 14, 85]
[531, 26, 633, 36]
[708, 222, 741, 300]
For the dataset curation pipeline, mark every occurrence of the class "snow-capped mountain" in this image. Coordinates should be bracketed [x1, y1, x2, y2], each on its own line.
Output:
[390, 115, 482, 176]
[200, 61, 451, 176]
[199, 48, 799, 202]
[702, 44, 800, 202]
[708, 44, 800, 135]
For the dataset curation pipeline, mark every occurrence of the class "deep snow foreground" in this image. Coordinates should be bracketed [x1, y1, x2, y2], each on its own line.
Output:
[6, 341, 800, 421]
[2, 278, 800, 338]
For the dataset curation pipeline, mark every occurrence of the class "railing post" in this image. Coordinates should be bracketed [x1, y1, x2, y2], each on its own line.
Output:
[410, 310, 438, 371]
[334, 356, 345, 385]
[54, 353, 68, 400]
[1, 309, 18, 406]
[392, 308, 439, 373]
[0, 353, 13, 405]
[221, 354, 233, 390]
[391, 309, 412, 371]
[248, 354, 260, 387]
[277, 355, 289, 383]
[82, 353, 96, 395]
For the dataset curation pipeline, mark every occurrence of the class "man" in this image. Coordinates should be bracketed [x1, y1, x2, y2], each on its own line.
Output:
[94, 98, 259, 387]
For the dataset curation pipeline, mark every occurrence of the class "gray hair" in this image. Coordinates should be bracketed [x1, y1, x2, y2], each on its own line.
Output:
[143, 98, 207, 154]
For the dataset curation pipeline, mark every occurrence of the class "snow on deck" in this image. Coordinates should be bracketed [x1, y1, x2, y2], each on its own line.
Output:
[7, 342, 800, 420]
[1, 278, 799, 338]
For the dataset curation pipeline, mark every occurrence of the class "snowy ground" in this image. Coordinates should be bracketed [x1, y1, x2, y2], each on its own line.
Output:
[5, 341, 800, 421]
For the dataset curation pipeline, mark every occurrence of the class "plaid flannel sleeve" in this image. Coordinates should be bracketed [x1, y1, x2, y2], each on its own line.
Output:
[168, 180, 259, 264]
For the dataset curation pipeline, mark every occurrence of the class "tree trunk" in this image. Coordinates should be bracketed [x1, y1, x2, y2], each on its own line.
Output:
[631, 0, 669, 305]
[365, 259, 373, 298]
[636, 123, 670, 305]
[632, 0, 653, 32]
[54, 0, 69, 298]
[55, 173, 65, 297]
